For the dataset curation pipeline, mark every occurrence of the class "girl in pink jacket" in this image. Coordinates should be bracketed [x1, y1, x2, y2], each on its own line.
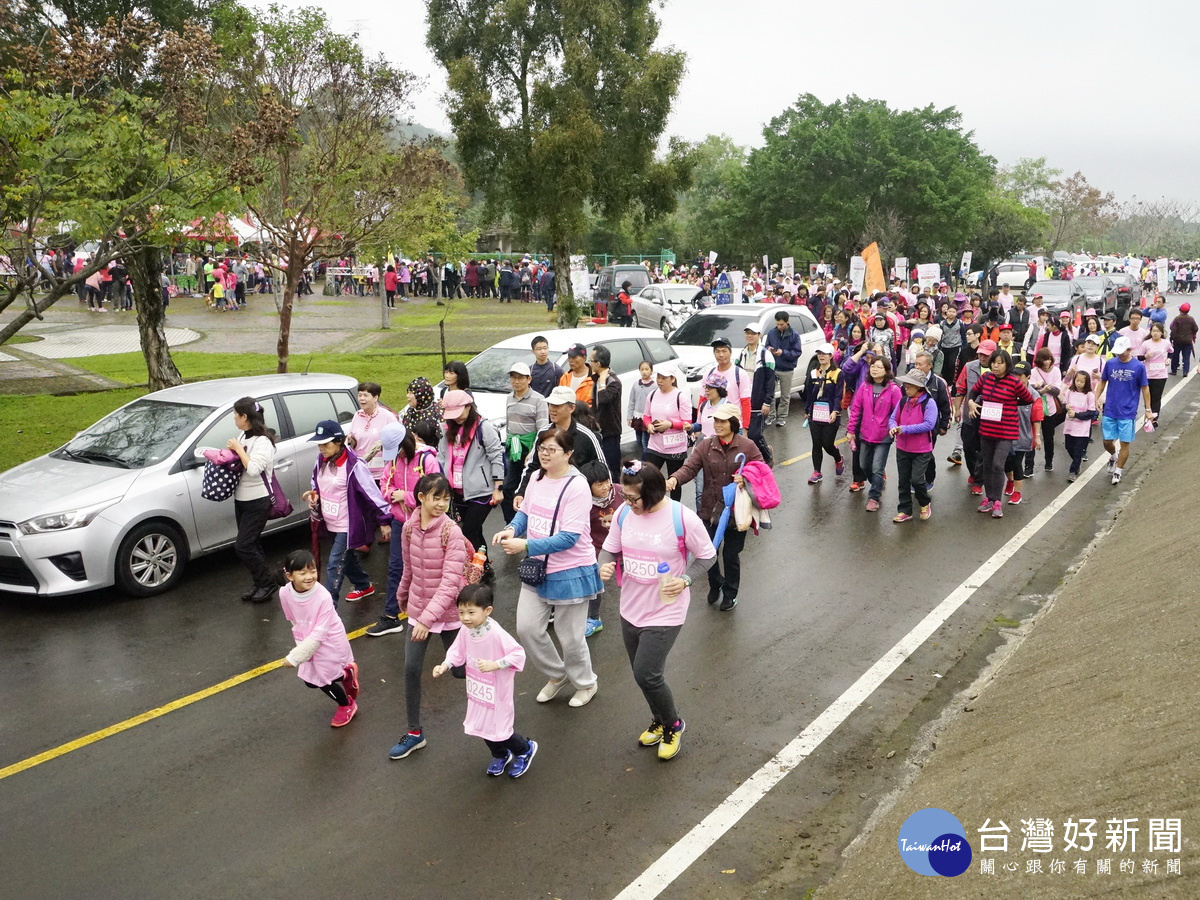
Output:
[846, 355, 902, 510]
[387, 473, 468, 760]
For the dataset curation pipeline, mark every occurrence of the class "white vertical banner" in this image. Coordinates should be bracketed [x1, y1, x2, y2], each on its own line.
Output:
[849, 256, 867, 295]
[781, 257, 795, 279]
[895, 257, 909, 282]
[960, 251, 973, 275]
[916, 263, 940, 291]
[1032, 257, 1044, 283]
[1157, 257, 1169, 291]
[708, 251, 718, 265]
[729, 270, 745, 304]
[570, 254, 590, 300]
[762, 254, 770, 275]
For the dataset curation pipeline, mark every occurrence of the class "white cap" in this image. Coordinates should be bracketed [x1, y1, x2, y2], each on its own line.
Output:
[743, 321, 762, 334]
[508, 361, 531, 376]
[1111, 336, 1132, 355]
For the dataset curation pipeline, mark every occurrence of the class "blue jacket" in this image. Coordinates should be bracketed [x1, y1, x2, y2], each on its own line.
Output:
[765, 324, 802, 372]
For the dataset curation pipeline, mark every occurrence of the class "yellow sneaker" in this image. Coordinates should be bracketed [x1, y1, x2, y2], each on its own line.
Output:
[657, 720, 686, 760]
[638, 721, 664, 746]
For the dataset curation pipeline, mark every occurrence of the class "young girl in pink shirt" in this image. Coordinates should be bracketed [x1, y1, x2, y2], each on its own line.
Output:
[1062, 372, 1098, 482]
[433, 584, 536, 778]
[279, 550, 360, 727]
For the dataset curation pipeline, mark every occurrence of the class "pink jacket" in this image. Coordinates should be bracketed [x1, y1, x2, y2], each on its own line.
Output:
[379, 448, 440, 522]
[397, 512, 468, 630]
[847, 380, 902, 444]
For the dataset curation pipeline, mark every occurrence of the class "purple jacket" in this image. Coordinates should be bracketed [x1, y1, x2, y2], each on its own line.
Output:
[888, 393, 937, 453]
[847, 380, 902, 444]
[310, 447, 392, 548]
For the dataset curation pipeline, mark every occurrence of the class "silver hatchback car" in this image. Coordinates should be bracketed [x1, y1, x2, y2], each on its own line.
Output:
[0, 374, 360, 597]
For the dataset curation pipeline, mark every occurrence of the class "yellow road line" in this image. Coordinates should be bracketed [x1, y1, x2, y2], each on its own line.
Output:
[0, 620, 390, 782]
[779, 435, 849, 467]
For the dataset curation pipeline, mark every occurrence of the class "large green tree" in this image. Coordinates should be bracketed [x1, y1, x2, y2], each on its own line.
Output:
[426, 0, 693, 327]
[737, 94, 996, 265]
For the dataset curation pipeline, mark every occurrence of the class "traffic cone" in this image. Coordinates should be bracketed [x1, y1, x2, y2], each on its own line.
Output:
[1073, 307, 1082, 328]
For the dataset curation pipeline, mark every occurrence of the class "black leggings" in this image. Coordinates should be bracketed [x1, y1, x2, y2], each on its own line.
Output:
[1041, 409, 1066, 467]
[485, 733, 530, 759]
[809, 419, 841, 473]
[451, 491, 494, 564]
[404, 628, 464, 731]
[643, 451, 686, 501]
[1149, 378, 1166, 416]
[1065, 434, 1089, 474]
[233, 496, 274, 590]
[305, 676, 349, 706]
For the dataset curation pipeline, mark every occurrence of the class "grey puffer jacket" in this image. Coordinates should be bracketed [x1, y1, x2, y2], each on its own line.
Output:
[437, 418, 505, 501]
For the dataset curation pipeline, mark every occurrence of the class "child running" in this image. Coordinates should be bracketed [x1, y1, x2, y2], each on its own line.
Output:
[278, 549, 360, 727]
[580, 459, 620, 638]
[1062, 372, 1098, 482]
[388, 473, 468, 760]
[433, 584, 537, 778]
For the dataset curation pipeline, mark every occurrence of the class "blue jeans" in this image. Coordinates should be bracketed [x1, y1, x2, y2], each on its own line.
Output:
[325, 532, 371, 608]
[384, 516, 405, 618]
[1170, 342, 1192, 374]
[859, 440, 893, 501]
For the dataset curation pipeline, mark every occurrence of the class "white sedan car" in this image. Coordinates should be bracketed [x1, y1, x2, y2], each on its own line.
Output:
[630, 284, 705, 336]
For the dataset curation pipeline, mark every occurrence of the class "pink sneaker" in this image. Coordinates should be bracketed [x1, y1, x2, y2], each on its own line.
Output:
[978, 499, 993, 513]
[343, 662, 360, 701]
[807, 471, 823, 484]
[835, 457, 845, 476]
[331, 699, 358, 727]
[991, 501, 1004, 519]
[865, 498, 880, 512]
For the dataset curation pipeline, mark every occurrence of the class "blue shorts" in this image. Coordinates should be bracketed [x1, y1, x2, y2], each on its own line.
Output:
[1101, 416, 1135, 443]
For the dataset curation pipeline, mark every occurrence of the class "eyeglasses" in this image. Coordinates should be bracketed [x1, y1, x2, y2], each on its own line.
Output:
[537, 445, 562, 455]
[621, 493, 642, 504]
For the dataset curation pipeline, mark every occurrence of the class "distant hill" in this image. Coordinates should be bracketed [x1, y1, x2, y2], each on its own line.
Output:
[385, 119, 458, 167]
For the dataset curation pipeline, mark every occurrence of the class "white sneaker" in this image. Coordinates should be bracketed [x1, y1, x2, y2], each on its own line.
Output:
[568, 683, 598, 707]
[536, 677, 569, 703]
[1111, 471, 1122, 484]
[1107, 455, 1117, 474]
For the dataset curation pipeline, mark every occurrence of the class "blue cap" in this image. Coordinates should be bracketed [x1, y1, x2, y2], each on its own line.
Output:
[308, 420, 345, 443]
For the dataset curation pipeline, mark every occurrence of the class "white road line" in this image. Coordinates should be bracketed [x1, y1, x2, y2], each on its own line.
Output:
[615, 374, 1192, 899]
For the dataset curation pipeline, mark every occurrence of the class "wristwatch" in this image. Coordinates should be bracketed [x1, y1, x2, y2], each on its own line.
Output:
[681, 574, 693, 587]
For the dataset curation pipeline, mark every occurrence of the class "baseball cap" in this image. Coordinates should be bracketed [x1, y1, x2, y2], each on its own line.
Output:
[546, 385, 577, 406]
[566, 343, 587, 358]
[710, 403, 741, 420]
[441, 389, 473, 419]
[1083, 334, 1100, 345]
[978, 340, 998, 356]
[508, 361, 531, 376]
[815, 341, 835, 355]
[999, 322, 1013, 331]
[1103, 311, 1117, 320]
[1111, 336, 1133, 355]
[1012, 360, 1032, 376]
[1058, 309, 1072, 318]
[380, 422, 407, 459]
[308, 420, 345, 443]
[710, 337, 733, 349]
[743, 321, 762, 334]
[652, 361, 683, 382]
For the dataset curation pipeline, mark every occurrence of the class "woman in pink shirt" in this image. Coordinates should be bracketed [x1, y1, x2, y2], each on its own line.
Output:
[346, 381, 399, 485]
[494, 427, 602, 709]
[1143, 321, 1171, 422]
[642, 362, 691, 500]
[598, 460, 716, 761]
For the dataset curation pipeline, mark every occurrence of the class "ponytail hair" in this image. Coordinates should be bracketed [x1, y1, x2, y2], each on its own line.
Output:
[233, 396, 276, 444]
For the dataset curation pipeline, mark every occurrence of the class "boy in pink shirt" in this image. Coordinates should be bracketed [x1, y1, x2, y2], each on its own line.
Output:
[434, 585, 537, 778]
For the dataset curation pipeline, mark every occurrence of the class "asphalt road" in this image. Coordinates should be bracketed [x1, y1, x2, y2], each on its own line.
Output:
[4, 371, 1198, 900]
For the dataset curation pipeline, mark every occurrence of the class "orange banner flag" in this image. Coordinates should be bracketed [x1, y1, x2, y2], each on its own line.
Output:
[861, 242, 887, 295]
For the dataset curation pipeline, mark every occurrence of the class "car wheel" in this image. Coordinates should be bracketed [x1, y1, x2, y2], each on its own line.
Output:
[115, 521, 188, 597]
[662, 319, 672, 338]
[631, 311, 640, 328]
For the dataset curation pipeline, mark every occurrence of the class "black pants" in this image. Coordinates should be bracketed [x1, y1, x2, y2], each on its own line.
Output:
[1065, 434, 1089, 474]
[939, 346, 960, 383]
[1149, 378, 1166, 416]
[621, 617, 683, 728]
[747, 412, 773, 466]
[451, 491, 493, 563]
[485, 733, 530, 759]
[809, 419, 841, 473]
[233, 496, 275, 589]
[305, 676, 349, 706]
[1005, 450, 1033, 479]
[961, 418, 981, 481]
[979, 437, 1013, 502]
[599, 434, 622, 482]
[704, 518, 746, 600]
[404, 628, 464, 731]
[1041, 409, 1066, 467]
[895, 449, 931, 515]
[643, 451, 686, 501]
[501, 454, 525, 523]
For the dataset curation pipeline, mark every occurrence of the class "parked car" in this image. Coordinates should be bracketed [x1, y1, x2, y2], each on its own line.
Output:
[1073, 276, 1119, 319]
[0, 374, 360, 598]
[667, 303, 824, 406]
[593, 264, 652, 320]
[994, 260, 1035, 290]
[1106, 272, 1141, 319]
[458, 327, 678, 446]
[1029, 280, 1087, 318]
[631, 284, 704, 336]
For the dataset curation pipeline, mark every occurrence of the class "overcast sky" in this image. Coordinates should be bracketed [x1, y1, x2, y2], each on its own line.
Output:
[267, 0, 1198, 207]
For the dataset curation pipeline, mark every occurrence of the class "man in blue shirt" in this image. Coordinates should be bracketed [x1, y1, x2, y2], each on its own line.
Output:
[1095, 335, 1154, 485]
[764, 309, 802, 426]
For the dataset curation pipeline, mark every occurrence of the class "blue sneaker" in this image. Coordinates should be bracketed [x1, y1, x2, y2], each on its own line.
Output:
[584, 617, 603, 638]
[486, 752, 512, 776]
[508, 739, 538, 778]
[388, 731, 426, 759]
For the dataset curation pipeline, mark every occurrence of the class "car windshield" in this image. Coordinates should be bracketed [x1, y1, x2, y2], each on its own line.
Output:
[1036, 281, 1073, 295]
[464, 346, 538, 393]
[669, 312, 756, 348]
[55, 399, 215, 468]
[661, 286, 702, 304]
[1073, 278, 1106, 290]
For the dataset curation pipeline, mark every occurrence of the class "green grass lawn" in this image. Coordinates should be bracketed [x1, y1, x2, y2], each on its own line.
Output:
[1, 333, 41, 344]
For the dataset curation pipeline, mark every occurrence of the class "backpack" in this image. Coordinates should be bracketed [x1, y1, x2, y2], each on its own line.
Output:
[403, 517, 476, 584]
[617, 499, 687, 558]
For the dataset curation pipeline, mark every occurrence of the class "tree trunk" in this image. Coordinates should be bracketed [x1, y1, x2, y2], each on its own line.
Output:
[127, 243, 183, 392]
[552, 237, 579, 328]
[277, 250, 301, 373]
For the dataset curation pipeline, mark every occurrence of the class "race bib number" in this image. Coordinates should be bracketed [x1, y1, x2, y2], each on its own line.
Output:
[466, 670, 496, 709]
[320, 498, 341, 518]
[527, 512, 551, 537]
[812, 402, 832, 423]
[622, 554, 660, 583]
[980, 401, 1004, 423]
[660, 429, 687, 451]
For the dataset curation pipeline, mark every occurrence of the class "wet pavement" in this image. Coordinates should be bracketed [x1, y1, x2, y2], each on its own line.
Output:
[5, 367, 1199, 898]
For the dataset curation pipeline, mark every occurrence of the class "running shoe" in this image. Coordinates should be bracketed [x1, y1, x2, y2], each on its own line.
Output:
[367, 615, 405, 637]
[919, 504, 932, 521]
[345, 585, 375, 602]
[967, 475, 976, 486]
[1004, 479, 1014, 496]
[1107, 455, 1117, 474]
[639, 721, 664, 746]
[1111, 471, 1122, 485]
[584, 617, 603, 638]
[991, 501, 1004, 519]
[342, 662, 360, 701]
[1008, 491, 1023, 505]
[330, 700, 358, 728]
[835, 457, 845, 476]
[948, 451, 963, 465]
[719, 595, 739, 611]
[865, 498, 880, 512]
[848, 481, 865, 493]
[486, 751, 512, 776]
[807, 471, 823, 484]
[508, 740, 539, 777]
[1045, 463, 1054, 472]
[971, 484, 984, 496]
[1023, 467, 1034, 479]
[1067, 472, 1078, 482]
[978, 499, 993, 513]
[658, 721, 685, 761]
[389, 731, 426, 759]
[892, 512, 913, 523]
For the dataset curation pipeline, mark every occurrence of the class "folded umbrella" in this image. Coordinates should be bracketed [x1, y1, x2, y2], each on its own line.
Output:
[710, 453, 746, 550]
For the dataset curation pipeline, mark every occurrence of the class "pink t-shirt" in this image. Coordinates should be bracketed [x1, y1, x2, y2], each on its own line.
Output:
[315, 456, 351, 532]
[1143, 338, 1171, 379]
[643, 388, 691, 456]
[602, 501, 715, 628]
[444, 619, 526, 741]
[521, 473, 594, 573]
[1067, 353, 1104, 384]
[279, 583, 353, 686]
[348, 406, 399, 478]
[1062, 389, 1096, 438]
[1119, 324, 1148, 357]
